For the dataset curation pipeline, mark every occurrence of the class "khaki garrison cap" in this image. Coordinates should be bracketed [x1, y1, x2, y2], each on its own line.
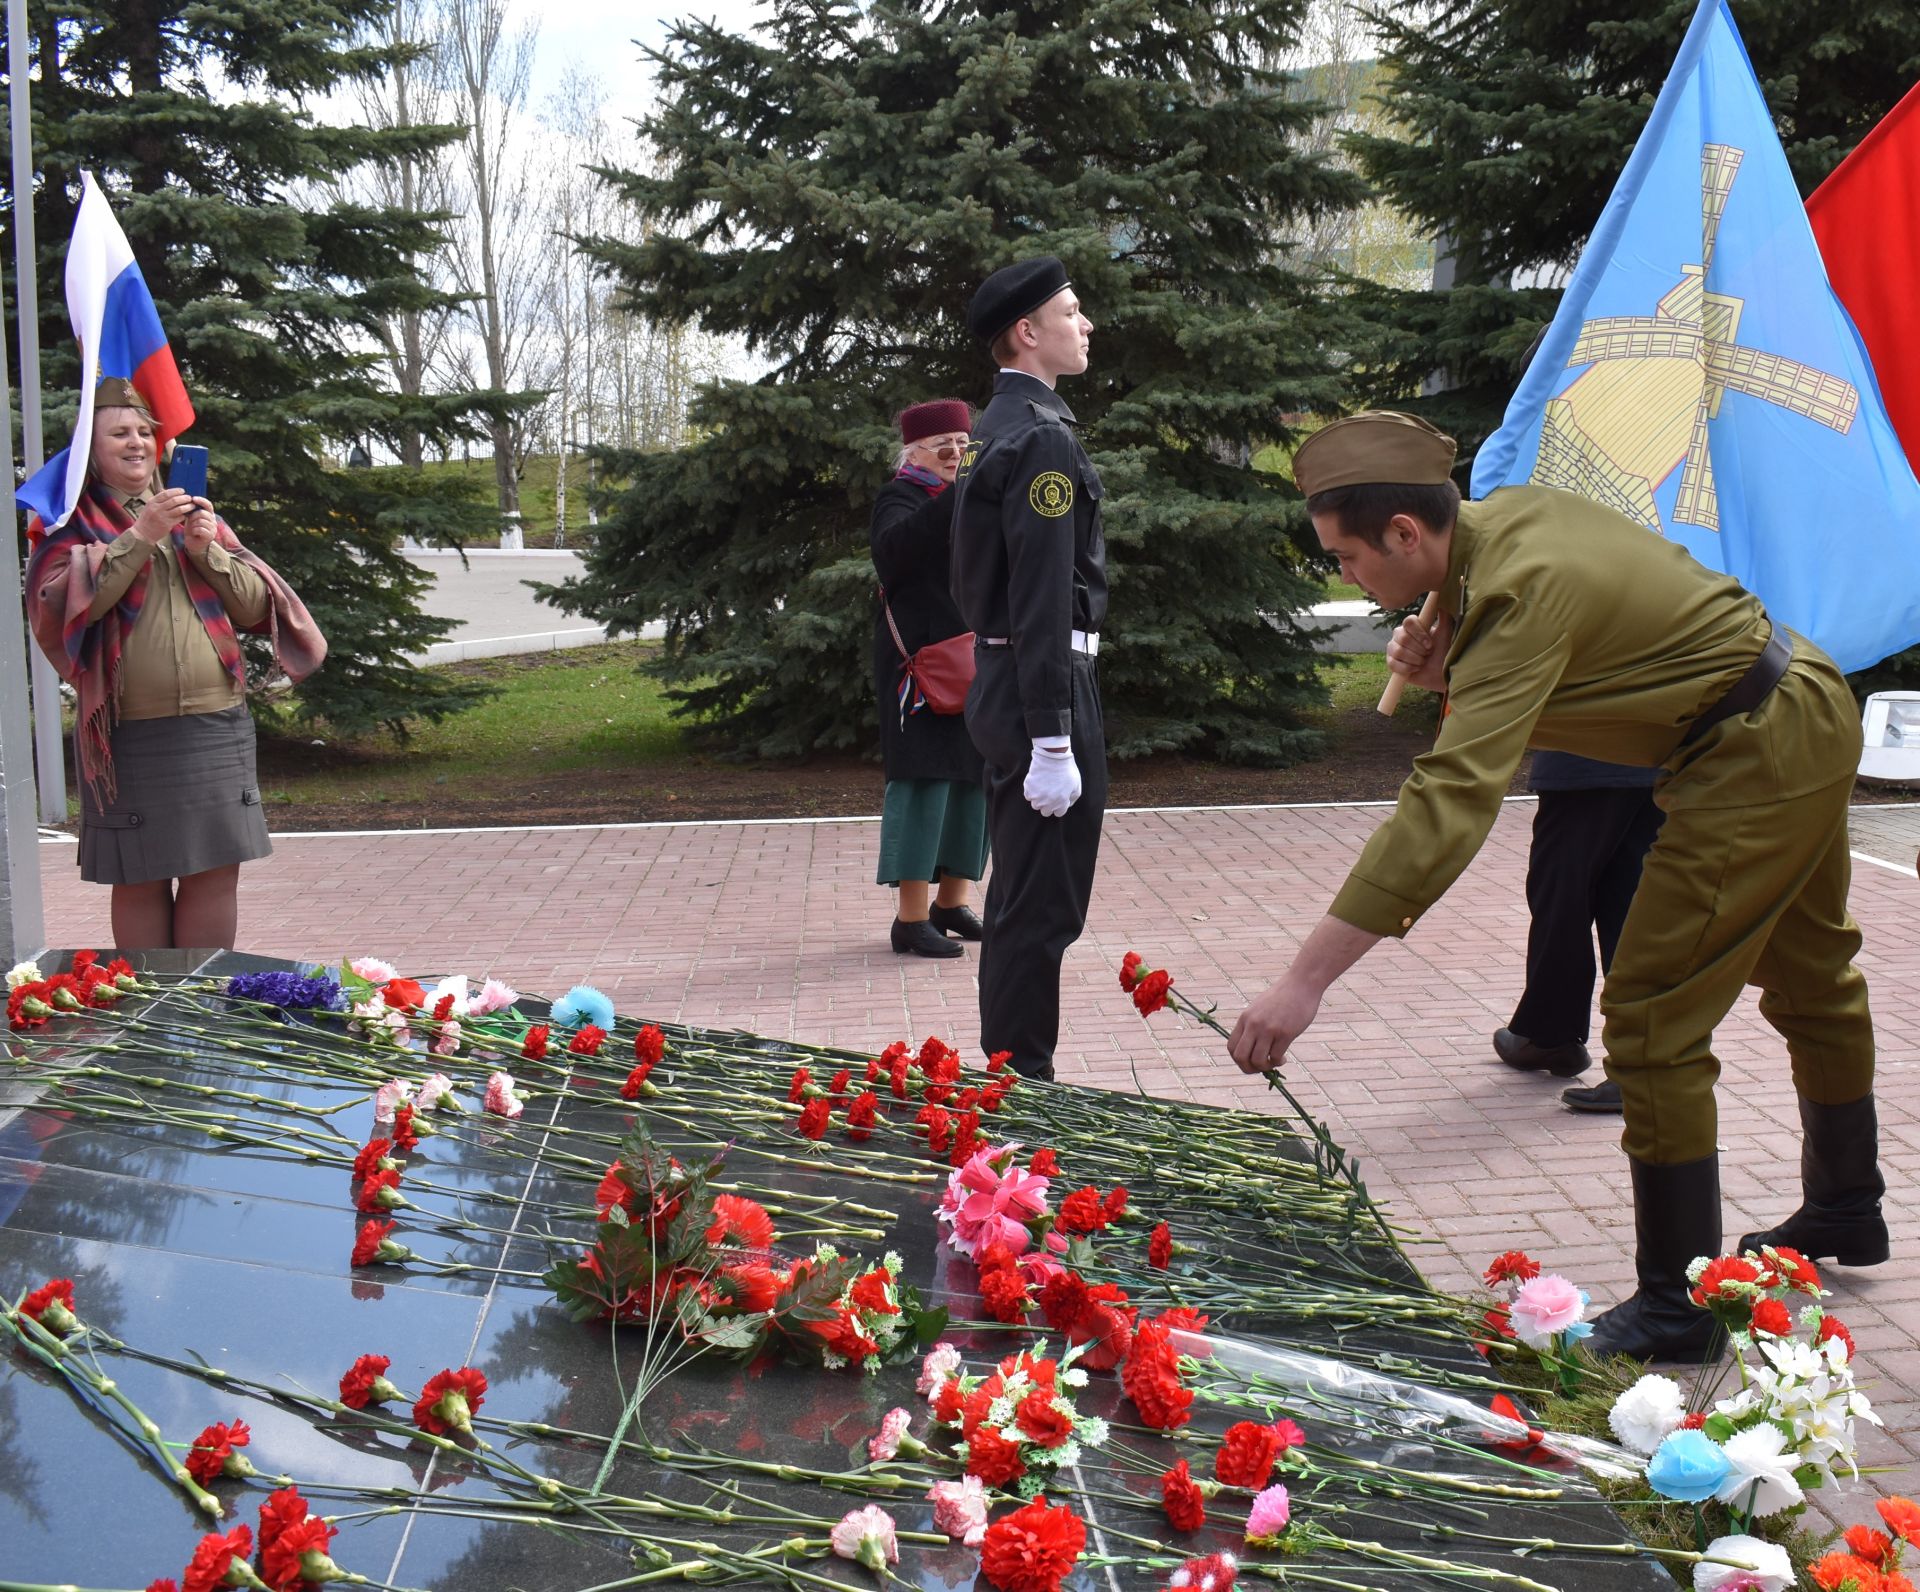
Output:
[1293, 411, 1457, 497]
[94, 376, 156, 419]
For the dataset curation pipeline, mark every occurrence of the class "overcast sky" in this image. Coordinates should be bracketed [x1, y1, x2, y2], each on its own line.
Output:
[513, 0, 771, 122]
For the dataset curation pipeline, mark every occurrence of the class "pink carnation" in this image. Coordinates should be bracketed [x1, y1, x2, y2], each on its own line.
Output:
[469, 977, 519, 1016]
[350, 957, 399, 983]
[1245, 1483, 1291, 1542]
[484, 1070, 525, 1119]
[373, 1077, 413, 1124]
[937, 1143, 1051, 1260]
[868, 1407, 913, 1462]
[918, 1343, 962, 1396]
[927, 1475, 989, 1546]
[829, 1505, 899, 1570]
[431, 1018, 462, 1056]
[1508, 1273, 1586, 1346]
[416, 1072, 458, 1111]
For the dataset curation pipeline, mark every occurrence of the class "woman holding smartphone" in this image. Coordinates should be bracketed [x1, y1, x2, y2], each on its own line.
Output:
[25, 378, 325, 950]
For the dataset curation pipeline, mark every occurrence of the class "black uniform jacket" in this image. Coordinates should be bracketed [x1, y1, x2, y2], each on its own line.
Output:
[870, 476, 985, 785]
[949, 371, 1108, 741]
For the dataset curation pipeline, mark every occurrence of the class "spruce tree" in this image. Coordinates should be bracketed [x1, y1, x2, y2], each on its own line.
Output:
[1347, 0, 1920, 462]
[3, 1, 510, 736]
[543, 0, 1366, 765]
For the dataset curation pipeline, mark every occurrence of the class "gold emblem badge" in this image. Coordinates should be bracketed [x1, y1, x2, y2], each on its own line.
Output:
[1028, 471, 1073, 517]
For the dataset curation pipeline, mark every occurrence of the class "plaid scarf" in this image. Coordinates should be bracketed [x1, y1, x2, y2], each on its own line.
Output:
[25, 483, 327, 801]
[895, 461, 948, 495]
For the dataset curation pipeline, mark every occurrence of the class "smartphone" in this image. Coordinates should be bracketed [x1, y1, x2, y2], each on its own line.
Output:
[169, 444, 210, 500]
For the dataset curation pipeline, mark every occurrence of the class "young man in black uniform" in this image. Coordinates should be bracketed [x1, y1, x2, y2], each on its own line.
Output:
[950, 256, 1107, 1082]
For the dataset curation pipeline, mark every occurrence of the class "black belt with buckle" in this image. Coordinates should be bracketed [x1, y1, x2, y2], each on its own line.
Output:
[1680, 628, 1792, 748]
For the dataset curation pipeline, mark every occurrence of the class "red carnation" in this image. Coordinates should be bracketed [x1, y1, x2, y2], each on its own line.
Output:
[521, 1024, 550, 1061]
[356, 1168, 405, 1213]
[352, 1138, 393, 1180]
[185, 1419, 253, 1485]
[1030, 1147, 1060, 1176]
[797, 1097, 831, 1139]
[1214, 1419, 1280, 1488]
[932, 1378, 967, 1425]
[634, 1024, 665, 1066]
[19, 1278, 78, 1334]
[182, 1525, 253, 1592]
[1155, 1304, 1210, 1337]
[1749, 1297, 1794, 1337]
[1066, 1300, 1134, 1372]
[352, 1217, 407, 1266]
[980, 1496, 1085, 1592]
[788, 1066, 811, 1102]
[620, 1060, 654, 1099]
[917, 1103, 953, 1153]
[1121, 1321, 1193, 1430]
[1015, 1388, 1073, 1448]
[889, 1058, 911, 1099]
[1161, 1458, 1208, 1531]
[1483, 1250, 1541, 1287]
[149, 1580, 181, 1592]
[1058, 1187, 1107, 1235]
[830, 1068, 853, 1095]
[1680, 1411, 1707, 1429]
[380, 978, 425, 1012]
[981, 1077, 1014, 1113]
[1039, 1270, 1091, 1331]
[1131, 968, 1173, 1016]
[391, 1104, 420, 1152]
[847, 1089, 879, 1141]
[965, 1422, 1026, 1487]
[980, 1267, 1032, 1323]
[339, 1353, 400, 1409]
[988, 1050, 1012, 1072]
[1148, 1221, 1172, 1269]
[261, 1510, 339, 1592]
[569, 1023, 607, 1056]
[414, 1366, 487, 1436]
[1103, 1186, 1129, 1222]
[431, 992, 455, 1023]
[258, 1483, 312, 1552]
[1119, 951, 1144, 990]
[1818, 1315, 1858, 1362]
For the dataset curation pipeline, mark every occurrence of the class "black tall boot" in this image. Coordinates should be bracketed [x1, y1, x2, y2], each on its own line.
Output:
[1738, 1093, 1889, 1266]
[1585, 1153, 1724, 1363]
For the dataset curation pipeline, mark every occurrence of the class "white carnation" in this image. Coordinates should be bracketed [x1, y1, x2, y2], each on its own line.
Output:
[6, 959, 43, 989]
[1608, 1374, 1688, 1455]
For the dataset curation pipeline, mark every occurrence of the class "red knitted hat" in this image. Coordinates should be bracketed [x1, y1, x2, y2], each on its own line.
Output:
[898, 399, 970, 444]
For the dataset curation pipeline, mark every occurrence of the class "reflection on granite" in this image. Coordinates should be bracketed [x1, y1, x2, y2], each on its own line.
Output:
[0, 952, 1671, 1590]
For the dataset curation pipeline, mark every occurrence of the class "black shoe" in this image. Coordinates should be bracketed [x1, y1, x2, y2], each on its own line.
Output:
[1738, 1093, 1890, 1266]
[891, 918, 963, 959]
[1494, 1027, 1592, 1078]
[1586, 1154, 1726, 1363]
[1562, 1078, 1623, 1114]
[928, 903, 985, 941]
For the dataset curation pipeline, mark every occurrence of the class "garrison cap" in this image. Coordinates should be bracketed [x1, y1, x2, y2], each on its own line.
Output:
[968, 256, 1071, 343]
[94, 376, 155, 420]
[1293, 411, 1458, 498]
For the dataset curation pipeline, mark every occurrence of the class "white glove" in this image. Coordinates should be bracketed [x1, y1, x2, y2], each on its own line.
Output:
[1023, 737, 1082, 818]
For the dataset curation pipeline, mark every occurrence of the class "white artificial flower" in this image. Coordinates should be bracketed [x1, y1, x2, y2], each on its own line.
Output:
[1608, 1374, 1689, 1455]
[1713, 1424, 1804, 1518]
[1693, 1534, 1793, 1592]
[6, 959, 43, 989]
[1076, 1417, 1110, 1448]
[1062, 1367, 1089, 1388]
[426, 974, 470, 1017]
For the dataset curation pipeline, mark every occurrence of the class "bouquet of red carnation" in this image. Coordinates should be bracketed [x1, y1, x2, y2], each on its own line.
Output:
[922, 1342, 1109, 1496]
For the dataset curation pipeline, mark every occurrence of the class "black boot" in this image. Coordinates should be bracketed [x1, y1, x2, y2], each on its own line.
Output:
[1738, 1093, 1889, 1266]
[891, 918, 963, 959]
[928, 903, 985, 941]
[1586, 1154, 1725, 1363]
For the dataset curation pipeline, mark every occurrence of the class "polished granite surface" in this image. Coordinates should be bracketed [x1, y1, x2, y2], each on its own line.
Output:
[1, 951, 1672, 1591]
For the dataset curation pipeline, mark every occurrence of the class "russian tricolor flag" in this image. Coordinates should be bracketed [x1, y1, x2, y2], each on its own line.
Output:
[16, 170, 195, 531]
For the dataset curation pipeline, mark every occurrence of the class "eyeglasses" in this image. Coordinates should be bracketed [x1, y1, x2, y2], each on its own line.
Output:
[913, 435, 968, 456]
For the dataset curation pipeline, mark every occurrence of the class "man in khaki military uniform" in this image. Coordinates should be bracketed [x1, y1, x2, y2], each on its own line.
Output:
[1227, 411, 1886, 1361]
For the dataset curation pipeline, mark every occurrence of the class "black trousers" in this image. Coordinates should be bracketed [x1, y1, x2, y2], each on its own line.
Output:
[967, 649, 1107, 1080]
[1510, 786, 1666, 1045]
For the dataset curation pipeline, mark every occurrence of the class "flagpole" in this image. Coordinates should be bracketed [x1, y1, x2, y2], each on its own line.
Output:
[7, 0, 68, 828]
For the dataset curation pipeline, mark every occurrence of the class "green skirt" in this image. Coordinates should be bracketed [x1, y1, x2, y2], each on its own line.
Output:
[876, 778, 988, 886]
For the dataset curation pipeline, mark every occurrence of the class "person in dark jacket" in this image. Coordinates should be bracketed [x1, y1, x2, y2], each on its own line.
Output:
[871, 400, 989, 958]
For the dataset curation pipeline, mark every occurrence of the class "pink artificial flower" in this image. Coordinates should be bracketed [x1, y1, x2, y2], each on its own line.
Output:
[1508, 1273, 1586, 1347]
[431, 1018, 462, 1056]
[373, 1078, 414, 1124]
[937, 1143, 1051, 1260]
[350, 957, 399, 983]
[1244, 1483, 1291, 1543]
[918, 1343, 962, 1397]
[927, 1475, 990, 1546]
[469, 977, 520, 1016]
[830, 1504, 900, 1570]
[416, 1072, 458, 1111]
[868, 1407, 913, 1462]
[484, 1070, 526, 1119]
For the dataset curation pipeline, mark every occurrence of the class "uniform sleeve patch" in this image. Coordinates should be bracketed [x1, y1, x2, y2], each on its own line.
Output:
[1027, 471, 1074, 517]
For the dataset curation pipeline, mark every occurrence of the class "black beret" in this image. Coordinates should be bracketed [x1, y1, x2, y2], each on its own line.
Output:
[967, 256, 1071, 342]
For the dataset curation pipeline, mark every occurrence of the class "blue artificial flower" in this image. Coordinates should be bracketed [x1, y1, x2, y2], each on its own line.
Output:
[226, 970, 346, 1012]
[549, 984, 616, 1031]
[1646, 1428, 1731, 1503]
[1563, 1294, 1595, 1343]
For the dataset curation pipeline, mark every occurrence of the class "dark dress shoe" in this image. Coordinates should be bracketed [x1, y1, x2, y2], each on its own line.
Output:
[928, 903, 985, 941]
[891, 918, 963, 959]
[1493, 1027, 1592, 1078]
[1562, 1078, 1623, 1113]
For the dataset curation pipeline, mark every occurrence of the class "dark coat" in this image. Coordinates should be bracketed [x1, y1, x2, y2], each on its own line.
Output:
[870, 475, 985, 785]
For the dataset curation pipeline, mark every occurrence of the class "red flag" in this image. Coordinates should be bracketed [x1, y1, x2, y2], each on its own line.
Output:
[1808, 82, 1920, 469]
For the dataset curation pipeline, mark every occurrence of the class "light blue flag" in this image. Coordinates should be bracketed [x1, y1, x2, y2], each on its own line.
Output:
[1470, 0, 1920, 674]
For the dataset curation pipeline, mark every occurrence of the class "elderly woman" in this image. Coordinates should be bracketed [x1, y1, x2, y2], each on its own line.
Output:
[871, 400, 988, 958]
[26, 378, 325, 950]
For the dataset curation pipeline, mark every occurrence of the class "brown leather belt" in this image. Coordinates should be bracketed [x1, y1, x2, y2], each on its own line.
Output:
[1679, 628, 1792, 748]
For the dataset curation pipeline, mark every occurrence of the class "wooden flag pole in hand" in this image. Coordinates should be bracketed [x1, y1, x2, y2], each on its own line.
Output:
[1376, 590, 1443, 716]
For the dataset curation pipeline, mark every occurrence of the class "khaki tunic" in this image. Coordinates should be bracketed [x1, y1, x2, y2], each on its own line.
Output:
[1329, 485, 1870, 1164]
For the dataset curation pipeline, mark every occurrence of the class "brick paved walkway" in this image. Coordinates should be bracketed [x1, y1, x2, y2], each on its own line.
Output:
[37, 796, 1919, 1521]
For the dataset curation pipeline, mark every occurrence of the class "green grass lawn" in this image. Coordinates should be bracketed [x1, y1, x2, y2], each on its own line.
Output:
[405, 453, 599, 547]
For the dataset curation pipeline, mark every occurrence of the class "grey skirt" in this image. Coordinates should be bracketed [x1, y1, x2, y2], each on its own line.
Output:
[79, 704, 272, 885]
